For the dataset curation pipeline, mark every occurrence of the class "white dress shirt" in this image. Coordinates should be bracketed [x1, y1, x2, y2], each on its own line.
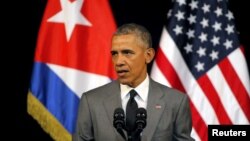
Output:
[120, 74, 149, 114]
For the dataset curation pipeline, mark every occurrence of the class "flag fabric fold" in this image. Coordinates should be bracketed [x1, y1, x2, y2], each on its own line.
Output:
[151, 0, 250, 141]
[27, 0, 117, 140]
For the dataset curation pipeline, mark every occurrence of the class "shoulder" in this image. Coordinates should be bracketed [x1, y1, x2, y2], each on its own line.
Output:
[150, 79, 190, 111]
[150, 78, 188, 100]
[81, 80, 119, 99]
[86, 80, 118, 93]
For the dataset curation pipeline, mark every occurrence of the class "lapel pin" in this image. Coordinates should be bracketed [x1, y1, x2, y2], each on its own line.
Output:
[155, 104, 161, 109]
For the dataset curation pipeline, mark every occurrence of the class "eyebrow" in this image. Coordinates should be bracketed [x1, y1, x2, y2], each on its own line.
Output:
[111, 48, 133, 51]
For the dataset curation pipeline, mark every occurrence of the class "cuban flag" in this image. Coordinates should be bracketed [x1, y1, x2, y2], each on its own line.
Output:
[27, 0, 117, 140]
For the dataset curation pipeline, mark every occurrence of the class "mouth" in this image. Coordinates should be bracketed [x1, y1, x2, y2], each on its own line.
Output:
[116, 70, 129, 77]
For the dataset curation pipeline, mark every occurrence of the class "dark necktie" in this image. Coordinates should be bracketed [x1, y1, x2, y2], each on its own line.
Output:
[126, 89, 138, 132]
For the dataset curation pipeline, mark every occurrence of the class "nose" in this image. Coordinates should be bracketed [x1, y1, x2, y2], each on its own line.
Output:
[114, 54, 125, 66]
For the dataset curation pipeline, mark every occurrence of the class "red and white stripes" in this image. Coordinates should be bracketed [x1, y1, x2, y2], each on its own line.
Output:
[151, 27, 250, 141]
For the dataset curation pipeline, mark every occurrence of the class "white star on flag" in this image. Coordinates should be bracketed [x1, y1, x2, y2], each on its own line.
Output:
[47, 0, 92, 41]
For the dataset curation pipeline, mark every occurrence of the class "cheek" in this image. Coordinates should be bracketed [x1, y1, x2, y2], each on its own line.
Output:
[130, 59, 145, 71]
[127, 54, 146, 70]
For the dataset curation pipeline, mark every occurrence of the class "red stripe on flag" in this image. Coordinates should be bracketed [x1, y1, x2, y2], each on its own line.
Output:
[155, 47, 185, 92]
[197, 74, 232, 124]
[155, 47, 208, 141]
[189, 102, 208, 141]
[219, 57, 250, 122]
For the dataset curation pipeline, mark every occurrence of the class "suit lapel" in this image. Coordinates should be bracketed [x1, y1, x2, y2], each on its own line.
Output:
[103, 81, 122, 124]
[101, 79, 167, 141]
[142, 79, 166, 141]
[103, 81, 125, 141]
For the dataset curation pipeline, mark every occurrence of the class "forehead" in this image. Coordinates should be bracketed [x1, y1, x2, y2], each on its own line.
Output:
[111, 34, 144, 50]
[112, 34, 137, 43]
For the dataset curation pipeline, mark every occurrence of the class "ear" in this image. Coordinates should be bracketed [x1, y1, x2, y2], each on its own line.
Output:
[145, 48, 155, 64]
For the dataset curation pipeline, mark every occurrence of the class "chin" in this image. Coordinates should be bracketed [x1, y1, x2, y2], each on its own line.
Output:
[118, 78, 130, 85]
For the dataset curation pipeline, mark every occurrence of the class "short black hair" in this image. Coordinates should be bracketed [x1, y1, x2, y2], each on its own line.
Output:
[113, 23, 152, 48]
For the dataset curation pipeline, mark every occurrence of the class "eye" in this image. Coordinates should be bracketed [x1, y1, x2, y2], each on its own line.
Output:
[124, 50, 131, 54]
[111, 51, 118, 56]
[122, 50, 134, 56]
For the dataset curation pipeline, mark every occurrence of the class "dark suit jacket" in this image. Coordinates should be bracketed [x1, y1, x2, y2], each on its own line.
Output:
[73, 78, 194, 141]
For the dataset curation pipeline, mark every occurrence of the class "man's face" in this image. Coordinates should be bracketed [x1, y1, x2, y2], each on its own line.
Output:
[111, 34, 154, 87]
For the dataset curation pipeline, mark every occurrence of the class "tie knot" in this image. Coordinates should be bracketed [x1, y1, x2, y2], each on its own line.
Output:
[129, 89, 137, 98]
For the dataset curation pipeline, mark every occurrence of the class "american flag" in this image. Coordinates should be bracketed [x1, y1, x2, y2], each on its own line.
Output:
[151, 0, 250, 141]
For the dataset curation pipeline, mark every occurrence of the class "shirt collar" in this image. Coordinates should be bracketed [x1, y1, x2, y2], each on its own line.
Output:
[120, 74, 149, 102]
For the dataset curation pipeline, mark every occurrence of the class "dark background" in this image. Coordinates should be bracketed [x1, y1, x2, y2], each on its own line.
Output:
[11, 0, 249, 140]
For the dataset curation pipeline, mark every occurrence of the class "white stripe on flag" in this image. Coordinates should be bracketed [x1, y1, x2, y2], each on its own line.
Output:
[207, 64, 248, 124]
[48, 63, 111, 98]
[191, 128, 201, 141]
[228, 48, 250, 95]
[159, 28, 219, 125]
[151, 63, 171, 87]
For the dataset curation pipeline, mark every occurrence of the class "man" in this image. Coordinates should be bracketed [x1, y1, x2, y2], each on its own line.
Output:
[73, 23, 194, 141]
